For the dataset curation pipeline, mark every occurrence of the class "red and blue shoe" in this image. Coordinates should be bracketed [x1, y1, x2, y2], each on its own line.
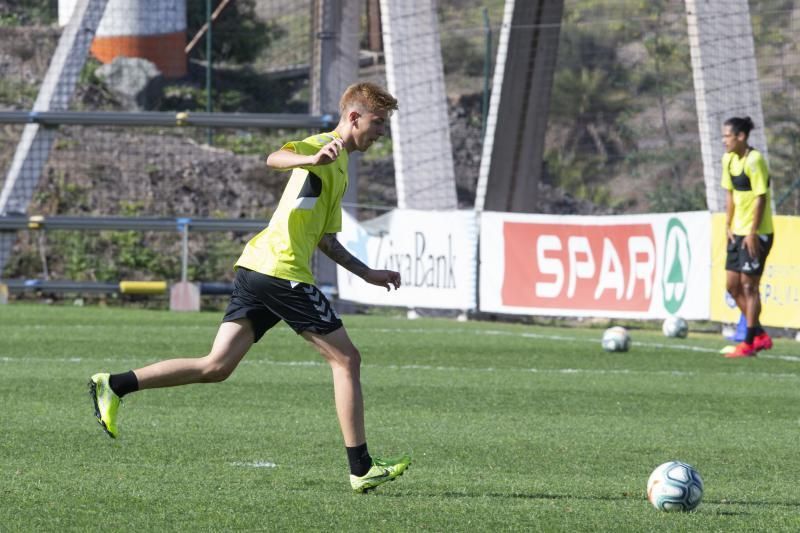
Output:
[725, 341, 756, 358]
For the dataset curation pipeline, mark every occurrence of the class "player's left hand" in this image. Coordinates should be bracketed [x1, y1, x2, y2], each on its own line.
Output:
[743, 233, 761, 259]
[365, 269, 401, 291]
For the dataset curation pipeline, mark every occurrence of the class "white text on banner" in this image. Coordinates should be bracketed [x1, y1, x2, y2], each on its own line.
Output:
[479, 211, 711, 319]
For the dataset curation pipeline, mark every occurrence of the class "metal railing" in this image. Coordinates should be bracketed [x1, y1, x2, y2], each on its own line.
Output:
[0, 110, 334, 129]
[0, 214, 266, 232]
[0, 215, 267, 294]
[3, 279, 234, 296]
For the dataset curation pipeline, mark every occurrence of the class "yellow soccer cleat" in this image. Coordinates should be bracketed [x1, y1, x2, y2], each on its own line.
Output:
[88, 373, 120, 438]
[350, 455, 411, 493]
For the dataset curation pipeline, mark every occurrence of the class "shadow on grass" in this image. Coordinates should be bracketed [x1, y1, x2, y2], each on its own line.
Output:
[421, 492, 800, 511]
[705, 499, 800, 509]
[438, 491, 635, 502]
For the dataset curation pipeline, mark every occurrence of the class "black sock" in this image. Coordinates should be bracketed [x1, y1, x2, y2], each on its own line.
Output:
[745, 327, 756, 345]
[754, 325, 764, 336]
[346, 443, 372, 477]
[109, 370, 139, 398]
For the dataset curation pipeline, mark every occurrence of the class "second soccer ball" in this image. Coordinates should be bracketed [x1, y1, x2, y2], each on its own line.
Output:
[601, 326, 630, 352]
[662, 315, 689, 338]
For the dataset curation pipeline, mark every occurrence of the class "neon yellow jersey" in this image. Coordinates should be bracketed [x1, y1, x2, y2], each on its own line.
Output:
[235, 131, 348, 284]
[720, 149, 773, 236]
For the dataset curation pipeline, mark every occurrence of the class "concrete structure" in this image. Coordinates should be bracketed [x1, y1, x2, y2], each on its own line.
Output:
[686, 0, 767, 212]
[0, 0, 108, 279]
[475, 0, 564, 213]
[59, 0, 187, 78]
[309, 0, 363, 289]
[380, 0, 457, 209]
[309, 0, 362, 214]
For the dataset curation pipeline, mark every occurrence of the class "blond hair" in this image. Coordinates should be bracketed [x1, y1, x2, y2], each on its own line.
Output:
[339, 82, 398, 117]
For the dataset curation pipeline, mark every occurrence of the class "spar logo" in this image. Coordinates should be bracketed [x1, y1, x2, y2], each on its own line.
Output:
[501, 222, 656, 311]
[661, 218, 691, 313]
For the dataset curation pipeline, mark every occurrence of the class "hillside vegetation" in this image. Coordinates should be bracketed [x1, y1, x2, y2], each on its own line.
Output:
[0, 0, 798, 283]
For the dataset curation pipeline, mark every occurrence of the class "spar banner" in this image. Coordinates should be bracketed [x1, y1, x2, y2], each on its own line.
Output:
[336, 209, 478, 309]
[480, 211, 711, 319]
[710, 214, 800, 328]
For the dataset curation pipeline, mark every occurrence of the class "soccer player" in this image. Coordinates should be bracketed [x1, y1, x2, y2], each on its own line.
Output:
[720, 116, 774, 358]
[89, 82, 411, 493]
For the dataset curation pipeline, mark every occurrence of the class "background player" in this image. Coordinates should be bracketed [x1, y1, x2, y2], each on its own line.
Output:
[721, 116, 774, 358]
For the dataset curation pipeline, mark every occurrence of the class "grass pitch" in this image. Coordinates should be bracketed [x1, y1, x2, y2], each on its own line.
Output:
[1, 304, 799, 532]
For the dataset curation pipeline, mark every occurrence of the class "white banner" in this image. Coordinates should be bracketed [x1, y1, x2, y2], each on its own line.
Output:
[336, 209, 478, 309]
[479, 211, 711, 319]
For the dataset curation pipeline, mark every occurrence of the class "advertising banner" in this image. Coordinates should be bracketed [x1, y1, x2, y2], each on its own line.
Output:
[480, 211, 711, 319]
[710, 214, 800, 328]
[336, 209, 478, 309]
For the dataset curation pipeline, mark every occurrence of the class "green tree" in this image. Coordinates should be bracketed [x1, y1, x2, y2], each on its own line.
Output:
[186, 0, 277, 64]
[550, 66, 630, 160]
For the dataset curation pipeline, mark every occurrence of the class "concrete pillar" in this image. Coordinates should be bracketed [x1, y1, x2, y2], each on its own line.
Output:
[685, 0, 767, 212]
[475, 0, 564, 213]
[309, 0, 362, 289]
[380, 0, 457, 209]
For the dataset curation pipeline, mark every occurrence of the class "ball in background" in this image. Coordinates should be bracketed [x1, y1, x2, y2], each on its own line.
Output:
[647, 461, 704, 512]
[662, 315, 689, 338]
[601, 326, 631, 352]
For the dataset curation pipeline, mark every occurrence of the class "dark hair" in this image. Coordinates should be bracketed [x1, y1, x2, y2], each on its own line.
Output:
[724, 116, 755, 138]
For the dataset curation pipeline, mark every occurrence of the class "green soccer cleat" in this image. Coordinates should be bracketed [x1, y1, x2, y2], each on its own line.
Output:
[350, 455, 411, 493]
[88, 373, 120, 438]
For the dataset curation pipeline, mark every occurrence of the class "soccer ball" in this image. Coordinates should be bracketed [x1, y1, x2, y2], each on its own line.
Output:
[662, 316, 689, 338]
[647, 461, 704, 512]
[601, 326, 630, 352]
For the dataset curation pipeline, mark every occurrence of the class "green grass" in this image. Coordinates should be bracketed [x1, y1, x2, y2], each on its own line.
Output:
[1, 304, 799, 532]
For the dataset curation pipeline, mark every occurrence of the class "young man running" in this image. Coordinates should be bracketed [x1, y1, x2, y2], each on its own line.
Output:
[720, 116, 774, 358]
[89, 82, 411, 493]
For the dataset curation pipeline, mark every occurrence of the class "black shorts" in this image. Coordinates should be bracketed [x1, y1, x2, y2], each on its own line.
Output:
[726, 234, 773, 276]
[222, 268, 343, 342]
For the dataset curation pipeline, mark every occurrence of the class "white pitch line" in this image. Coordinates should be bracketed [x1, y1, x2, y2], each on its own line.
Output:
[371, 326, 800, 362]
[230, 461, 277, 468]
[7, 324, 796, 361]
[2, 325, 798, 378]
[1, 355, 797, 380]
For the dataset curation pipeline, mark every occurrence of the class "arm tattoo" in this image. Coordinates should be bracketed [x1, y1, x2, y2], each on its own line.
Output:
[318, 234, 370, 278]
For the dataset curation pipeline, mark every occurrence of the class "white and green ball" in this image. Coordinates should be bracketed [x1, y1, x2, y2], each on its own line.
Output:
[647, 461, 704, 512]
[601, 326, 630, 352]
[662, 315, 689, 338]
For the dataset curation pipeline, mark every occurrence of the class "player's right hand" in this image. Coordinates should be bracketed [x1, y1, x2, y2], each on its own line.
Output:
[311, 138, 344, 166]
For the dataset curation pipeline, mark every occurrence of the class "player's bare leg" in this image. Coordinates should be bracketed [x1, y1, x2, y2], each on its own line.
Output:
[89, 319, 254, 437]
[726, 272, 769, 358]
[303, 326, 410, 492]
[135, 319, 255, 389]
[726, 270, 746, 315]
[741, 272, 772, 352]
[739, 272, 762, 329]
[303, 327, 365, 446]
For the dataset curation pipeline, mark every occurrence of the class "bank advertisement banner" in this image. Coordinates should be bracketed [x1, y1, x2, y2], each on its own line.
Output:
[337, 209, 478, 309]
[480, 211, 711, 319]
[710, 214, 800, 328]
